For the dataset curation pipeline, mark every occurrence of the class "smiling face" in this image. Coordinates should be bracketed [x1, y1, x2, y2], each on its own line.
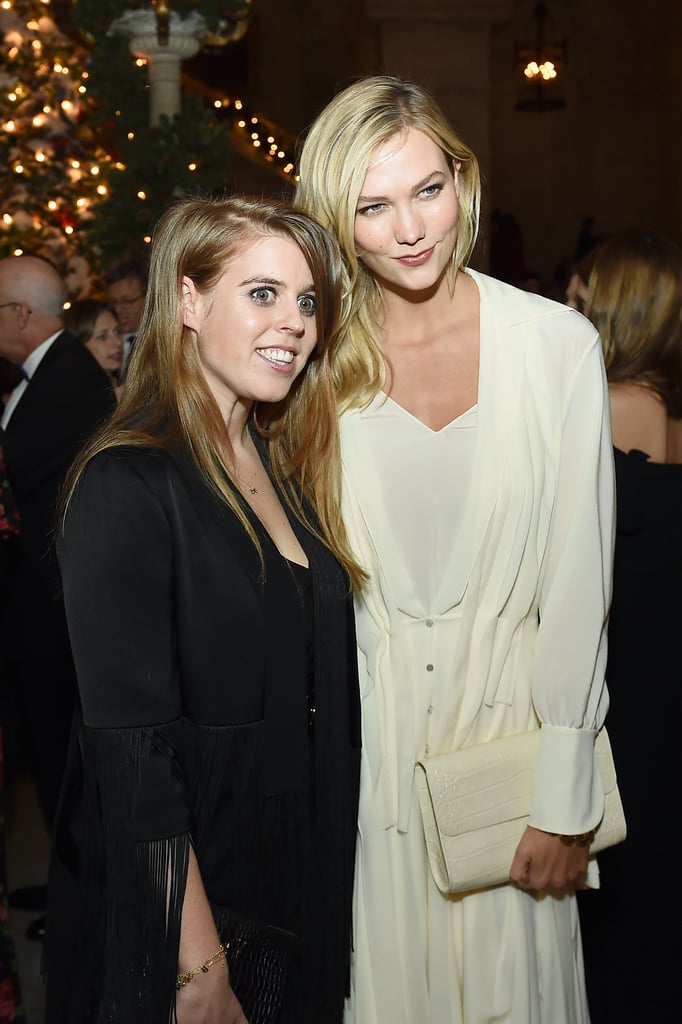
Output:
[182, 233, 318, 419]
[84, 309, 123, 375]
[354, 127, 460, 298]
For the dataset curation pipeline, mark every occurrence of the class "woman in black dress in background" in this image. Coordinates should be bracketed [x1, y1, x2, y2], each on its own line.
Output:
[46, 195, 363, 1024]
[577, 229, 682, 1023]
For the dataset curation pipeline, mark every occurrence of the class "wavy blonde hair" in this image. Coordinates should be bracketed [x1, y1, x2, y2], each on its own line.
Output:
[587, 229, 682, 418]
[295, 75, 481, 411]
[62, 194, 366, 588]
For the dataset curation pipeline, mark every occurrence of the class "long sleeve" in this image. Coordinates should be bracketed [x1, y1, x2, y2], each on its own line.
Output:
[57, 449, 191, 1023]
[528, 324, 615, 834]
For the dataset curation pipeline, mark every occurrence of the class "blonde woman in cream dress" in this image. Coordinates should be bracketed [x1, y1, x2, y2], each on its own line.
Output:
[296, 76, 615, 1024]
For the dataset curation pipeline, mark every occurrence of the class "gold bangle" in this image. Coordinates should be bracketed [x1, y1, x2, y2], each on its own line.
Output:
[553, 829, 596, 848]
[176, 943, 227, 990]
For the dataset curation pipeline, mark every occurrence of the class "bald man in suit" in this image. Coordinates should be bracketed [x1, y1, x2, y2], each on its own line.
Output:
[0, 256, 115, 878]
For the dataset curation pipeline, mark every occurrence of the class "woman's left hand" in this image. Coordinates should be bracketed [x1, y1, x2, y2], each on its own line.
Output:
[509, 825, 590, 892]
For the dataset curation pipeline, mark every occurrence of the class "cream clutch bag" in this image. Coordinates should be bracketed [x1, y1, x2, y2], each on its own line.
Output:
[415, 728, 626, 894]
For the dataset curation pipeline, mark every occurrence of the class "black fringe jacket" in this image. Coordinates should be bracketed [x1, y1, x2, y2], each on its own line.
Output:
[47, 445, 361, 1024]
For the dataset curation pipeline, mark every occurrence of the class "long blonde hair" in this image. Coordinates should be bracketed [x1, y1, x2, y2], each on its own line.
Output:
[62, 194, 366, 588]
[587, 229, 682, 418]
[295, 75, 481, 411]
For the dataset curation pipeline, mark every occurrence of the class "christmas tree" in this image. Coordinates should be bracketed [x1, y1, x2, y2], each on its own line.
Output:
[0, 0, 253, 285]
[0, 0, 105, 273]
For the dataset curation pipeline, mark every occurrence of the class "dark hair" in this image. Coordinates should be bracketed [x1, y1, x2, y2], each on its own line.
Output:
[105, 259, 148, 291]
[65, 299, 118, 345]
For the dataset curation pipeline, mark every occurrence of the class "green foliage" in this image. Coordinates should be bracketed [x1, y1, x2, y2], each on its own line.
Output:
[86, 93, 233, 265]
[77, 31, 234, 269]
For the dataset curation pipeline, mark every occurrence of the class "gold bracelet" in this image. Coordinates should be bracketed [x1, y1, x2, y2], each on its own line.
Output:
[553, 829, 596, 848]
[176, 943, 227, 990]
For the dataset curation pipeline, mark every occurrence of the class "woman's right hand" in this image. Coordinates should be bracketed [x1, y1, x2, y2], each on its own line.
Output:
[175, 962, 248, 1024]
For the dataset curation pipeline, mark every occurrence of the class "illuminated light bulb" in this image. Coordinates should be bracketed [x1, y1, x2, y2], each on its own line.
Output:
[213, 100, 221, 108]
[251, 117, 258, 124]
[32, 115, 45, 127]
[90, 165, 100, 176]
[144, 236, 152, 244]
[283, 164, 294, 174]
[235, 100, 243, 110]
[1, 2, 11, 10]
[96, 185, 107, 195]
[135, 58, 146, 67]
[8, 93, 17, 102]
[5, 121, 15, 131]
[27, 20, 39, 30]
[82, 71, 89, 79]
[524, 61, 539, 79]
[14, 163, 24, 174]
[64, 225, 74, 235]
[61, 100, 74, 114]
[42, 105, 50, 113]
[188, 162, 197, 171]
[277, 151, 284, 159]
[237, 119, 246, 128]
[53, 62, 63, 72]
[250, 132, 258, 140]
[13, 249, 24, 257]
[115, 162, 125, 170]
[3, 214, 12, 224]
[48, 201, 57, 210]
[127, 131, 135, 140]
[71, 160, 80, 169]
[8, 46, 18, 58]
[267, 137, 274, 144]
[253, 140, 261, 148]
[76, 198, 87, 208]
[32, 40, 42, 51]
[35, 152, 46, 162]
[78, 86, 86, 94]
[137, 190, 147, 200]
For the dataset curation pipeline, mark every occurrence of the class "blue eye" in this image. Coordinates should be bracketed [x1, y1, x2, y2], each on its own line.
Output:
[357, 203, 384, 217]
[420, 183, 444, 199]
[298, 294, 316, 317]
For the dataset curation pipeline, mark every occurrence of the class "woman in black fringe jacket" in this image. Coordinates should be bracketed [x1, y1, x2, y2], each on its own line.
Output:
[45, 195, 363, 1024]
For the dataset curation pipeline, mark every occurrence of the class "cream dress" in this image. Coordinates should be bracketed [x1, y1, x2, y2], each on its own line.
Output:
[341, 271, 615, 1024]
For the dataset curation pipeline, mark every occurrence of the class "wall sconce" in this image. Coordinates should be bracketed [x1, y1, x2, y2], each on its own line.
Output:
[515, 1, 567, 112]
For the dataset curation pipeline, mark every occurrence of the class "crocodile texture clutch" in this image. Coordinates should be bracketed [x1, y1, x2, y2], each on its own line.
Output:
[415, 728, 626, 894]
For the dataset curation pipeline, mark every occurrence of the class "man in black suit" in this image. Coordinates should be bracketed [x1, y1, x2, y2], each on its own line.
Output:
[106, 258, 148, 378]
[0, 255, 116, 936]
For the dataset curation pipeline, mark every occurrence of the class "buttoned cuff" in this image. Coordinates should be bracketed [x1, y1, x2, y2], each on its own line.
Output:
[528, 724, 605, 835]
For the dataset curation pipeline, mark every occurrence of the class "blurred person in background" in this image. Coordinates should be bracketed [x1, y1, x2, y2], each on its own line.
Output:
[65, 299, 123, 398]
[577, 229, 682, 1022]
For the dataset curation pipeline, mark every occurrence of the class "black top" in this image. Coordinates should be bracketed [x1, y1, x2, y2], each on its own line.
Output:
[578, 447, 682, 1022]
[48, 444, 361, 1024]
